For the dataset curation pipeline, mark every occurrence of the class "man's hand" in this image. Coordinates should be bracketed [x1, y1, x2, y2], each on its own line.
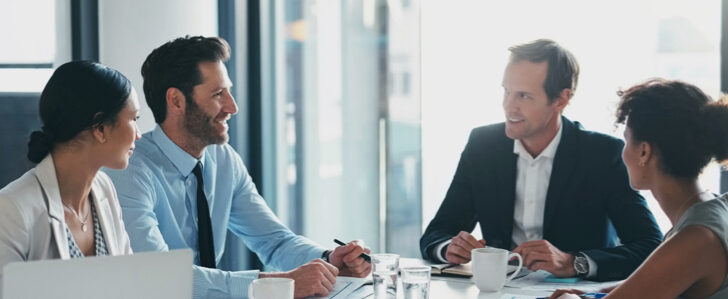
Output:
[261, 259, 339, 298]
[512, 240, 576, 277]
[329, 240, 372, 277]
[549, 289, 585, 299]
[445, 231, 486, 264]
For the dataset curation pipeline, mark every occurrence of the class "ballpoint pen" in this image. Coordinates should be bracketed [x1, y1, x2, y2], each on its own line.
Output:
[333, 239, 372, 263]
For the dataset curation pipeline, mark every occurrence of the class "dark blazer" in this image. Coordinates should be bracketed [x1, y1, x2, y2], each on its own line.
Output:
[420, 117, 662, 281]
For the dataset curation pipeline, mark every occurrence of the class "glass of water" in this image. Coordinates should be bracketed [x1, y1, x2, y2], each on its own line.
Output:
[371, 253, 400, 299]
[401, 266, 430, 299]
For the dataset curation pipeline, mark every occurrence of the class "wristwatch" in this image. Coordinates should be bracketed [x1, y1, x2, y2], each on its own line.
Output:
[573, 252, 589, 277]
[322, 250, 332, 263]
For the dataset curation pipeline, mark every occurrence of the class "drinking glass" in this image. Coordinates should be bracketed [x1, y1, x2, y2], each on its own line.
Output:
[401, 266, 430, 299]
[371, 253, 400, 299]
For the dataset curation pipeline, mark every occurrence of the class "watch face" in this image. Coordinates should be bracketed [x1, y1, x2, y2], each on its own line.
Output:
[575, 256, 588, 274]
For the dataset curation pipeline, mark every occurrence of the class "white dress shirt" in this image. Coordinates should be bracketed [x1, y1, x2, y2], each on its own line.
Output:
[433, 125, 562, 262]
[511, 124, 562, 246]
[434, 124, 597, 277]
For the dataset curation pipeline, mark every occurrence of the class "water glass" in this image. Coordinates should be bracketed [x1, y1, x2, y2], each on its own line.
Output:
[401, 266, 430, 299]
[371, 253, 400, 299]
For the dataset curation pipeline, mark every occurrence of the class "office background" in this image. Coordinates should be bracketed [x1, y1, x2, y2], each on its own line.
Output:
[0, 0, 727, 272]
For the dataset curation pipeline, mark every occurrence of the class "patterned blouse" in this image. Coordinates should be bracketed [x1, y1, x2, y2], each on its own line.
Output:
[65, 199, 108, 258]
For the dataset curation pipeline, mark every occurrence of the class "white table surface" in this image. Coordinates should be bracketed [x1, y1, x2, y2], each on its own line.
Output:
[349, 276, 551, 298]
[346, 258, 553, 298]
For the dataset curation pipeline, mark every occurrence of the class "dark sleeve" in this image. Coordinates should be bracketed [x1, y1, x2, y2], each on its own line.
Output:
[582, 140, 663, 281]
[420, 132, 479, 261]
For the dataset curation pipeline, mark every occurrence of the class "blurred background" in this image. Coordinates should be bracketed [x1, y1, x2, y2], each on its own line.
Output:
[0, 0, 726, 272]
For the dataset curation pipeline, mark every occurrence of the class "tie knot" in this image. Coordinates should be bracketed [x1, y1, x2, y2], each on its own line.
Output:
[192, 161, 204, 180]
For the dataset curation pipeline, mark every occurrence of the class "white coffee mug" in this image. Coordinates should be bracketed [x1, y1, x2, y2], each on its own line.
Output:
[471, 247, 523, 292]
[247, 277, 294, 299]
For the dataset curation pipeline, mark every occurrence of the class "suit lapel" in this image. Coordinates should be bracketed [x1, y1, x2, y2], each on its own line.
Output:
[90, 182, 117, 255]
[34, 155, 70, 259]
[542, 117, 579, 236]
[500, 151, 518, 247]
[490, 134, 518, 249]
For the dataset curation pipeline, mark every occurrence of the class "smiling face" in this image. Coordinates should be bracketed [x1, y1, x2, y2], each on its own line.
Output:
[183, 60, 238, 147]
[502, 59, 567, 154]
[102, 89, 141, 169]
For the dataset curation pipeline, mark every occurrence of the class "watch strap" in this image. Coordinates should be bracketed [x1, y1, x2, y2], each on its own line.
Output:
[322, 250, 333, 263]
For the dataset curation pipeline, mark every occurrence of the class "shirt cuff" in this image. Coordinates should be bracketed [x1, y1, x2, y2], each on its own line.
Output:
[433, 240, 451, 263]
[228, 270, 259, 298]
[582, 252, 598, 278]
[192, 265, 259, 299]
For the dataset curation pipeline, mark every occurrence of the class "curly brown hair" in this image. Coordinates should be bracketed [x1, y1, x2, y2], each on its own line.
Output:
[616, 78, 728, 179]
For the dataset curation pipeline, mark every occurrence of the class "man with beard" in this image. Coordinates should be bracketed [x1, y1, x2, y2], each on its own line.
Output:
[105, 36, 370, 299]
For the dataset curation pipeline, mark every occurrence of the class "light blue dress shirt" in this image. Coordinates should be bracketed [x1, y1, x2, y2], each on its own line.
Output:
[105, 126, 325, 298]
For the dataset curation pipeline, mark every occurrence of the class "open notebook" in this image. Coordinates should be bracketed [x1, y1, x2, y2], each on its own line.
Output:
[430, 262, 474, 277]
[430, 262, 522, 278]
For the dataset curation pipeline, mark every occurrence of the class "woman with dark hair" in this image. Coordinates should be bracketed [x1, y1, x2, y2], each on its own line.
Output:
[553, 79, 728, 298]
[0, 61, 139, 290]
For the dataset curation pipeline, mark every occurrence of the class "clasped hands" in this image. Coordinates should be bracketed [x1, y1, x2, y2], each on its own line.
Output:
[445, 231, 576, 277]
[262, 240, 372, 298]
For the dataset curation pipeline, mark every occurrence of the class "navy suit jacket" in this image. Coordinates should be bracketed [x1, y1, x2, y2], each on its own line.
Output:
[420, 117, 662, 281]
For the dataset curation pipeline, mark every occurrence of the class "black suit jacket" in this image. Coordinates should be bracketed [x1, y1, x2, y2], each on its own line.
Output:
[420, 117, 662, 281]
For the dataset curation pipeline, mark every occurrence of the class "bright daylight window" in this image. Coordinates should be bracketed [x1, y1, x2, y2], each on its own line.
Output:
[421, 0, 721, 233]
[0, 0, 57, 92]
[270, 0, 422, 256]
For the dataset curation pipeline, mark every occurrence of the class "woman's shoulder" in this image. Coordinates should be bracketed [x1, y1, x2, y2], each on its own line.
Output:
[679, 194, 728, 231]
[0, 168, 47, 224]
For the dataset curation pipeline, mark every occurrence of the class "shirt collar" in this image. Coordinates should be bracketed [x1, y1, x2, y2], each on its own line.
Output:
[151, 125, 205, 177]
[513, 122, 563, 160]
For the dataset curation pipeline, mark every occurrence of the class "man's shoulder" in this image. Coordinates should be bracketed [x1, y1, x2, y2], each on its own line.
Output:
[131, 132, 163, 162]
[568, 121, 624, 152]
[105, 133, 160, 184]
[466, 122, 510, 150]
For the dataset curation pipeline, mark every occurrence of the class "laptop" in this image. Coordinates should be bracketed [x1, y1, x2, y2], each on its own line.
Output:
[2, 249, 193, 299]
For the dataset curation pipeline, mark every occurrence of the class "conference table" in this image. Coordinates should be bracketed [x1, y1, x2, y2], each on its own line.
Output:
[345, 258, 619, 299]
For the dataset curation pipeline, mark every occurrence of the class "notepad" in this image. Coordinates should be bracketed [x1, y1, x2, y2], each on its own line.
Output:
[430, 262, 523, 278]
[430, 262, 474, 277]
[307, 276, 368, 298]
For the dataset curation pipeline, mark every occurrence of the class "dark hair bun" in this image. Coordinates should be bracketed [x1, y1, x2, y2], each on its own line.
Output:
[701, 97, 728, 162]
[27, 61, 131, 163]
[27, 130, 53, 163]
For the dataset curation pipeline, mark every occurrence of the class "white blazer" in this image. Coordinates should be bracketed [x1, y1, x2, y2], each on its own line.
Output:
[0, 155, 133, 290]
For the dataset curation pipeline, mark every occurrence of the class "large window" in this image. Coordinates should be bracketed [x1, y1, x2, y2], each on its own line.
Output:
[259, 0, 722, 259]
[0, 0, 70, 188]
[0, 0, 67, 92]
[264, 0, 422, 256]
[421, 0, 722, 233]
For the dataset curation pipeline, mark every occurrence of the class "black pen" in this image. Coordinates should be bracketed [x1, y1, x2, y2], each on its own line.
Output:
[333, 239, 371, 263]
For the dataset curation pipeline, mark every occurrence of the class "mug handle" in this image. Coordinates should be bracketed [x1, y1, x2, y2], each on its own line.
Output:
[505, 252, 523, 283]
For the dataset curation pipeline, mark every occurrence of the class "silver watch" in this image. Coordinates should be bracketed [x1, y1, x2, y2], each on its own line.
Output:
[573, 252, 589, 277]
